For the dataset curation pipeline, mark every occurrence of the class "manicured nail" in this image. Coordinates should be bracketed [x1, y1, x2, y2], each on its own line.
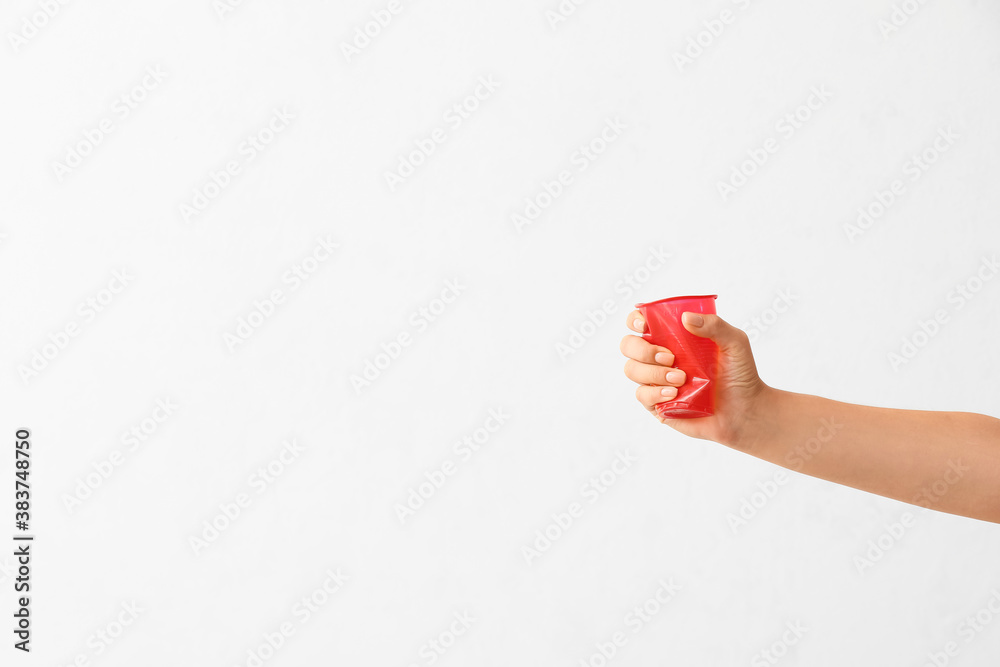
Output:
[654, 352, 672, 365]
[633, 317, 645, 331]
[660, 386, 678, 398]
[686, 313, 704, 327]
[666, 370, 684, 384]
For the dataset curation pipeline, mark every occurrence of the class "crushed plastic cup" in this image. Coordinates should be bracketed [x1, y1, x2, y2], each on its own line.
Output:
[635, 295, 719, 419]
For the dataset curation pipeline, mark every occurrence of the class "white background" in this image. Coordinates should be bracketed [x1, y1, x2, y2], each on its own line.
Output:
[2, 0, 1000, 665]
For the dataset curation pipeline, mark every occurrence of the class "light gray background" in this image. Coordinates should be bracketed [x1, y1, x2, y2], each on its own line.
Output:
[2, 0, 1000, 665]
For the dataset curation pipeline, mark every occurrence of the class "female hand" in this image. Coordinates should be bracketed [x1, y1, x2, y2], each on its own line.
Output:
[620, 310, 771, 451]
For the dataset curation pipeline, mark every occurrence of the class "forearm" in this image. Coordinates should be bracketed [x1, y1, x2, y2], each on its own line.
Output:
[735, 387, 1000, 523]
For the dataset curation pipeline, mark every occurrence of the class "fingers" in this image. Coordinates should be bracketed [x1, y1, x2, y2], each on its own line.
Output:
[681, 312, 750, 351]
[624, 359, 687, 387]
[635, 383, 678, 409]
[619, 335, 675, 366]
[626, 310, 647, 334]
[621, 312, 684, 386]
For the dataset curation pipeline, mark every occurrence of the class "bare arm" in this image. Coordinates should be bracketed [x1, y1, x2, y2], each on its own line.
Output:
[738, 388, 1000, 522]
[621, 310, 1000, 523]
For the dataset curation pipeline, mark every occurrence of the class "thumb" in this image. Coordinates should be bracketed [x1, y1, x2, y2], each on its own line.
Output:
[681, 312, 748, 351]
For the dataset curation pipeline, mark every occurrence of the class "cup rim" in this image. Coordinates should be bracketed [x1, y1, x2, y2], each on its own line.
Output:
[635, 294, 718, 309]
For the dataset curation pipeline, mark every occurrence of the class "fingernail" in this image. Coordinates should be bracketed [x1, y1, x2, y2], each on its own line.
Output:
[654, 352, 672, 365]
[686, 313, 704, 327]
[666, 370, 684, 384]
[633, 317, 645, 330]
[660, 386, 678, 398]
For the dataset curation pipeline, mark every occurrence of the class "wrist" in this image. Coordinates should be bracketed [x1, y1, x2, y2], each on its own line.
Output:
[726, 383, 781, 455]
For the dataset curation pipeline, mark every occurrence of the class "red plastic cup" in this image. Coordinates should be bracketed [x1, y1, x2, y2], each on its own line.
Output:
[635, 295, 719, 419]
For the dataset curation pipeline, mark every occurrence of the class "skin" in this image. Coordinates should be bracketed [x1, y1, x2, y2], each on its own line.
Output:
[621, 310, 1000, 524]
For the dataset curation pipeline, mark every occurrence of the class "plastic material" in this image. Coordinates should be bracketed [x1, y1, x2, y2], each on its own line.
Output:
[635, 295, 719, 419]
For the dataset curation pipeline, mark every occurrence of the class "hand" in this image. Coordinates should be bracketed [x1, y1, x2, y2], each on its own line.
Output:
[620, 309, 771, 450]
